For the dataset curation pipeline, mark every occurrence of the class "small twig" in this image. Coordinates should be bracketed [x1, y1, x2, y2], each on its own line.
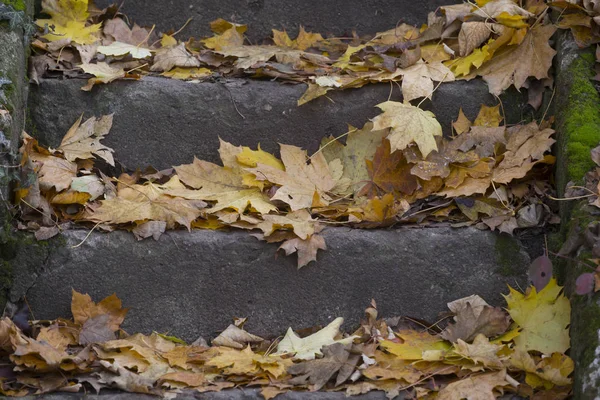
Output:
[491, 181, 512, 211]
[126, 63, 148, 74]
[222, 84, 246, 119]
[548, 250, 597, 271]
[396, 366, 455, 392]
[264, 336, 282, 357]
[540, 86, 556, 123]
[547, 194, 596, 201]
[417, 71, 450, 108]
[136, 24, 155, 47]
[71, 222, 102, 249]
[172, 18, 193, 38]
[399, 200, 454, 220]
[310, 130, 352, 159]
[19, 198, 60, 226]
[492, 94, 506, 125]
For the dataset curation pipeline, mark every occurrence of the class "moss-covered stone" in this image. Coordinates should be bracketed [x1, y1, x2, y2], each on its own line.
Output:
[494, 234, 526, 276]
[571, 293, 600, 399]
[553, 32, 600, 399]
[555, 39, 600, 203]
[562, 55, 600, 181]
[2, 0, 27, 12]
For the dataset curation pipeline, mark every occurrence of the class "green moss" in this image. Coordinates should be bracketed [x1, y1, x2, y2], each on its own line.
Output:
[559, 54, 600, 187]
[494, 234, 524, 276]
[2, 0, 27, 12]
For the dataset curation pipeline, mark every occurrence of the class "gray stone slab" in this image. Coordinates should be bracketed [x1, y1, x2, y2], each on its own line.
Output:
[14, 227, 529, 342]
[553, 32, 600, 400]
[27, 77, 528, 170]
[87, 0, 458, 41]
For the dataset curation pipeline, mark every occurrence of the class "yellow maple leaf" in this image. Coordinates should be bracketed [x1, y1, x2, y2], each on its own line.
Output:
[504, 278, 570, 355]
[473, 104, 503, 127]
[207, 346, 292, 378]
[371, 101, 443, 158]
[90, 177, 207, 229]
[173, 157, 276, 215]
[380, 330, 451, 361]
[452, 334, 507, 369]
[272, 27, 323, 50]
[446, 43, 492, 77]
[247, 144, 339, 211]
[80, 62, 126, 91]
[36, 0, 101, 45]
[162, 67, 213, 80]
[56, 114, 115, 166]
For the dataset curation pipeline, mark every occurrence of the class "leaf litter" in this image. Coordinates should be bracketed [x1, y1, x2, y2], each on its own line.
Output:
[29, 0, 576, 106]
[0, 283, 572, 398]
[9, 0, 585, 397]
[16, 103, 558, 268]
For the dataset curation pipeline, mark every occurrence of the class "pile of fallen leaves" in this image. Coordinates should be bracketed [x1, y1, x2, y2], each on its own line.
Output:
[0, 281, 571, 399]
[29, 0, 566, 106]
[16, 102, 557, 267]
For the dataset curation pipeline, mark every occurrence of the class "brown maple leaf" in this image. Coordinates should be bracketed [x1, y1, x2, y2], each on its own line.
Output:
[287, 343, 360, 390]
[358, 139, 418, 198]
[468, 24, 557, 95]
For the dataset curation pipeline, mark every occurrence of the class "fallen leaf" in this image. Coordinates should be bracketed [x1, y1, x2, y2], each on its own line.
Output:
[469, 25, 557, 95]
[36, 0, 101, 45]
[397, 61, 455, 102]
[150, 43, 201, 72]
[440, 296, 511, 343]
[453, 334, 506, 369]
[71, 290, 128, 332]
[212, 325, 264, 349]
[437, 369, 510, 400]
[278, 233, 327, 268]
[97, 42, 151, 59]
[371, 101, 443, 157]
[287, 343, 359, 390]
[247, 145, 339, 211]
[173, 155, 276, 214]
[56, 114, 115, 166]
[504, 278, 571, 354]
[274, 317, 356, 360]
[358, 139, 418, 198]
[79, 314, 115, 345]
[320, 122, 389, 196]
[90, 178, 206, 229]
[380, 330, 451, 361]
[80, 62, 126, 91]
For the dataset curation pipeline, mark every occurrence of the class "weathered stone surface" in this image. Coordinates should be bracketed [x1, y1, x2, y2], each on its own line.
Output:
[27, 77, 528, 170]
[15, 227, 529, 342]
[553, 32, 600, 400]
[0, 3, 35, 309]
[88, 0, 457, 41]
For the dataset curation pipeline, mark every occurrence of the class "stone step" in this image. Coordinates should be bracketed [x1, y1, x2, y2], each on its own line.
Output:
[11, 227, 531, 342]
[88, 0, 458, 41]
[27, 77, 528, 171]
